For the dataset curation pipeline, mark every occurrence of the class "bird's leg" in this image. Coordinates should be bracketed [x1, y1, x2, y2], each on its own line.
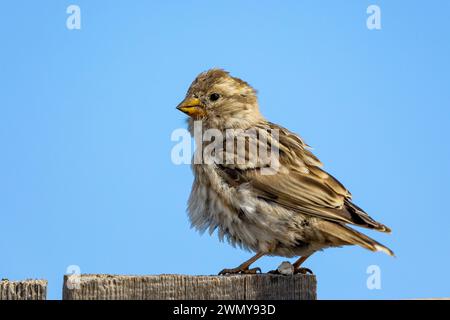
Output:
[292, 255, 313, 274]
[218, 252, 265, 275]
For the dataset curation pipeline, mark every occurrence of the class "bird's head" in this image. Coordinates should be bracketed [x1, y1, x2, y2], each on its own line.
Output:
[176, 69, 264, 130]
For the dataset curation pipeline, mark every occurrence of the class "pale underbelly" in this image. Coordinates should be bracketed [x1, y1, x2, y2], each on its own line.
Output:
[189, 184, 320, 257]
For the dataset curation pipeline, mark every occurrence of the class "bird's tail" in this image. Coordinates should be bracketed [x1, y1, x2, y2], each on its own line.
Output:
[319, 221, 395, 256]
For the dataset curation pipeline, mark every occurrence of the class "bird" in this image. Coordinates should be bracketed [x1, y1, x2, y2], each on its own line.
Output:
[176, 68, 394, 275]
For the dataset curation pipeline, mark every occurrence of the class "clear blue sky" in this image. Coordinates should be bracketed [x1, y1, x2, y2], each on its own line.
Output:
[1, 1, 449, 300]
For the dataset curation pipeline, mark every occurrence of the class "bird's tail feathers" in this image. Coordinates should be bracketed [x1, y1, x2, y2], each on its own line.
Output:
[319, 221, 395, 257]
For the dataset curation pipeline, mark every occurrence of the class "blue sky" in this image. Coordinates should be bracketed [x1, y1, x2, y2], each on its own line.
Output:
[1, 1, 449, 299]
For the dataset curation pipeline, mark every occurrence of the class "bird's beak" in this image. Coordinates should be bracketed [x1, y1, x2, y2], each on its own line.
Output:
[176, 97, 206, 118]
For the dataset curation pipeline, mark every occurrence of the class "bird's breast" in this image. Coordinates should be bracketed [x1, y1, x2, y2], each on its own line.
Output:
[187, 164, 263, 249]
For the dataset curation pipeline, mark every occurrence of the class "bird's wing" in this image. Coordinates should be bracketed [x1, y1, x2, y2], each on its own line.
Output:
[215, 122, 391, 233]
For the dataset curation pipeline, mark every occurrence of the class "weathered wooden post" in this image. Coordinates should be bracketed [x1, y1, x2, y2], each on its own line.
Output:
[62, 274, 317, 300]
[0, 279, 47, 300]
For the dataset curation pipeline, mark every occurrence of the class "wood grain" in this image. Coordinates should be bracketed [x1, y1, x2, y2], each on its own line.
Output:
[63, 274, 317, 300]
[0, 279, 47, 300]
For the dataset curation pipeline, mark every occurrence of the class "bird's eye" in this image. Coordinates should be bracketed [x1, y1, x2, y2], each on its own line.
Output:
[209, 93, 220, 101]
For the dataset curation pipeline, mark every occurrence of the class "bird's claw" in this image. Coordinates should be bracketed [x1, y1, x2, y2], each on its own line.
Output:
[218, 267, 261, 275]
[294, 267, 313, 275]
[268, 267, 313, 275]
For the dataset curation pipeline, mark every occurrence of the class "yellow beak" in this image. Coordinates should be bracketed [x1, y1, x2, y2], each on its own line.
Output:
[176, 98, 205, 118]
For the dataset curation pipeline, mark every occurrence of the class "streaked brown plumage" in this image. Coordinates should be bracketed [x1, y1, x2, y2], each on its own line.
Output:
[177, 68, 394, 274]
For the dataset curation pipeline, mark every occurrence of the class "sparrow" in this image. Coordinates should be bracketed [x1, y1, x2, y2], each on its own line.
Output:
[176, 69, 393, 275]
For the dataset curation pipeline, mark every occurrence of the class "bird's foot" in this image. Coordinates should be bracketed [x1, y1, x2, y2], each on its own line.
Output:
[294, 267, 313, 275]
[267, 269, 280, 274]
[267, 266, 313, 275]
[218, 266, 261, 275]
